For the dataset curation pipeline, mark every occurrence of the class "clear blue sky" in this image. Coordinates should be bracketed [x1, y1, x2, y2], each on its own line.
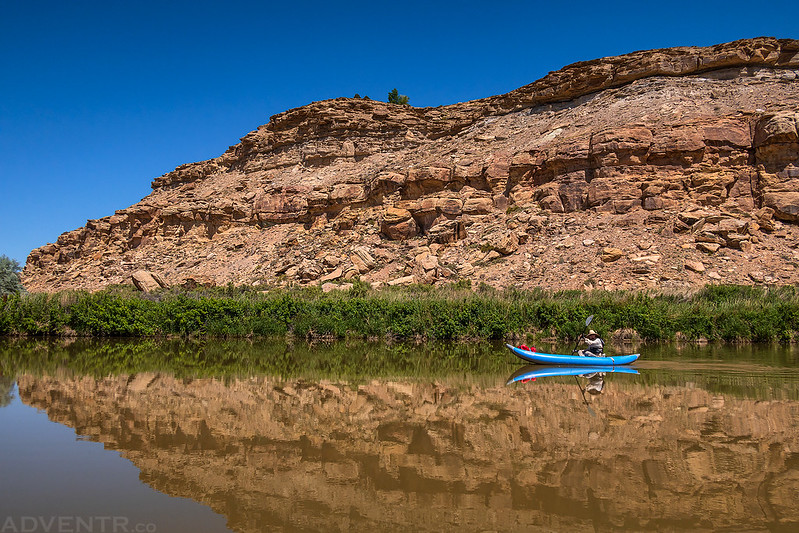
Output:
[1, 0, 797, 265]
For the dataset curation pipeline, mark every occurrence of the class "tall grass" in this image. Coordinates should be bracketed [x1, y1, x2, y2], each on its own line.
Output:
[2, 284, 799, 342]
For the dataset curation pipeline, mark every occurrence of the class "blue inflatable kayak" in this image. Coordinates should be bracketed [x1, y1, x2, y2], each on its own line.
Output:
[507, 364, 639, 384]
[506, 344, 640, 366]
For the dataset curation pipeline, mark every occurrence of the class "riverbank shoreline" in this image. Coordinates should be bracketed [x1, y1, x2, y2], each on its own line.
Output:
[2, 283, 798, 343]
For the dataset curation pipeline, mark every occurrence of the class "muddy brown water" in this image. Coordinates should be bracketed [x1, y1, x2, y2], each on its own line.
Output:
[1, 340, 798, 532]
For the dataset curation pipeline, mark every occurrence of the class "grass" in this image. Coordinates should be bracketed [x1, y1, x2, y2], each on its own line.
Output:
[2, 283, 799, 343]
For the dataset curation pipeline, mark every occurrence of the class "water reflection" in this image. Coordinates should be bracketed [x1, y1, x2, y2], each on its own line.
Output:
[0, 375, 14, 407]
[9, 358, 799, 532]
[507, 365, 640, 384]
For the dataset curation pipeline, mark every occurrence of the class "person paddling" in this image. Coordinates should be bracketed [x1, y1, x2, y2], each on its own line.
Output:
[578, 330, 604, 357]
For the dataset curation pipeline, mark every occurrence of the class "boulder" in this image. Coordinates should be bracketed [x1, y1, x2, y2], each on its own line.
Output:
[458, 263, 475, 276]
[387, 275, 416, 286]
[427, 219, 466, 244]
[754, 113, 798, 147]
[323, 255, 342, 268]
[697, 242, 721, 254]
[754, 113, 799, 168]
[437, 198, 463, 216]
[694, 230, 726, 245]
[131, 270, 168, 292]
[297, 260, 322, 281]
[716, 218, 748, 236]
[630, 254, 661, 263]
[755, 207, 776, 231]
[488, 231, 520, 256]
[332, 208, 358, 231]
[414, 252, 439, 271]
[538, 194, 565, 213]
[383, 207, 412, 225]
[678, 210, 715, 226]
[407, 166, 453, 183]
[684, 260, 706, 273]
[329, 183, 368, 205]
[601, 248, 625, 262]
[319, 268, 343, 283]
[375, 172, 406, 190]
[381, 207, 419, 240]
[724, 233, 751, 250]
[462, 197, 494, 215]
[350, 247, 376, 274]
[763, 192, 799, 221]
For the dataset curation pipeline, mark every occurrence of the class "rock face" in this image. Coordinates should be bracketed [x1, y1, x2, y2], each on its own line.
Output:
[16, 373, 799, 532]
[22, 37, 799, 293]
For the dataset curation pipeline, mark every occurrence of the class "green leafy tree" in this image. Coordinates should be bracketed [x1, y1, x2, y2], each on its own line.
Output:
[387, 88, 409, 105]
[0, 255, 25, 296]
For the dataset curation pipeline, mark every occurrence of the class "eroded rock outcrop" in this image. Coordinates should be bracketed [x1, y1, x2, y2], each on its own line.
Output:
[22, 37, 799, 293]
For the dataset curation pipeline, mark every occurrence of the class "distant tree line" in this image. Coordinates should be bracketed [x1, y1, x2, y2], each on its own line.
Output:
[353, 89, 410, 105]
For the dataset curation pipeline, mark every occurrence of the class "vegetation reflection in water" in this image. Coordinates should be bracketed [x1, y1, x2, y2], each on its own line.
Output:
[3, 338, 799, 399]
[5, 339, 799, 532]
[0, 337, 515, 382]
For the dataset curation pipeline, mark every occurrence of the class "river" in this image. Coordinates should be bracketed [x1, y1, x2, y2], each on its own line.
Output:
[1, 339, 798, 532]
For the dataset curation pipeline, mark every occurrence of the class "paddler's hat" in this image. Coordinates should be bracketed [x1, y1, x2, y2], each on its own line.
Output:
[587, 330, 598, 338]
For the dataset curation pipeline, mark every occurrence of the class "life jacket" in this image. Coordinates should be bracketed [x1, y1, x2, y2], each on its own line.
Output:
[586, 338, 604, 355]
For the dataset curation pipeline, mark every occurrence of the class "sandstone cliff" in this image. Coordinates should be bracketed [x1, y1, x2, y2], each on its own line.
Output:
[17, 372, 799, 531]
[22, 37, 799, 292]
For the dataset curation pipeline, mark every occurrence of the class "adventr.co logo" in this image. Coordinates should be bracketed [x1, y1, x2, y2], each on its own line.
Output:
[0, 516, 157, 533]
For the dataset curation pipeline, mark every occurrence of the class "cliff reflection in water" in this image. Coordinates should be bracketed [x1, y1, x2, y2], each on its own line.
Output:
[15, 368, 799, 532]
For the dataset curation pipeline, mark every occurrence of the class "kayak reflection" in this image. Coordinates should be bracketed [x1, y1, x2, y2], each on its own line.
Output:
[506, 364, 640, 386]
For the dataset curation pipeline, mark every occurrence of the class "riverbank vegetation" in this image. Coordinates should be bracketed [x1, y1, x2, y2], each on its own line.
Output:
[2, 283, 799, 343]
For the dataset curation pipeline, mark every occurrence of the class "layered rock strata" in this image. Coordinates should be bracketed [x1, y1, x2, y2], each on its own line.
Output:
[17, 373, 799, 532]
[22, 37, 799, 292]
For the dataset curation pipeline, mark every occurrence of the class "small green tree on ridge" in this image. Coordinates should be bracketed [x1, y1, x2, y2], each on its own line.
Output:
[387, 88, 409, 105]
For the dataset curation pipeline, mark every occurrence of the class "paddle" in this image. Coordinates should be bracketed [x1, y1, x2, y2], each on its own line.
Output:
[571, 315, 597, 417]
[574, 375, 597, 417]
[571, 315, 594, 354]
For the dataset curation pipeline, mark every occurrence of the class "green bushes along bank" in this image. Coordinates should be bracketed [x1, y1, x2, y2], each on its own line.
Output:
[2, 283, 799, 343]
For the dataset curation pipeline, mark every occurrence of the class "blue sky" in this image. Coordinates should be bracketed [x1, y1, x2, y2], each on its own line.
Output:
[1, 0, 797, 265]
